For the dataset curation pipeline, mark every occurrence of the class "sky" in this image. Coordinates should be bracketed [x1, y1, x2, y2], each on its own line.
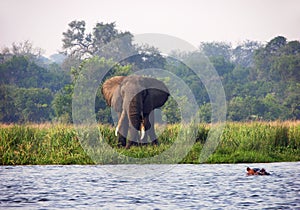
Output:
[1, 0, 300, 56]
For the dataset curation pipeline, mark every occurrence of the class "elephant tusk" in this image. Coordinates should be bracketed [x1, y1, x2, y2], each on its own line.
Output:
[140, 123, 145, 140]
[115, 125, 119, 137]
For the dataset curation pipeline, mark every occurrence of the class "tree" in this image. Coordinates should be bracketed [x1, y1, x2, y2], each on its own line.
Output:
[253, 37, 300, 82]
[283, 83, 300, 119]
[198, 103, 211, 122]
[0, 85, 18, 122]
[62, 20, 92, 58]
[261, 93, 283, 120]
[232, 40, 262, 67]
[13, 87, 53, 122]
[199, 42, 232, 61]
[52, 84, 73, 123]
[161, 97, 181, 124]
[271, 54, 300, 82]
[209, 56, 234, 76]
[253, 36, 291, 81]
[265, 36, 287, 55]
[123, 44, 166, 71]
[0, 40, 44, 63]
[0, 55, 69, 91]
[280, 40, 300, 55]
[62, 20, 135, 60]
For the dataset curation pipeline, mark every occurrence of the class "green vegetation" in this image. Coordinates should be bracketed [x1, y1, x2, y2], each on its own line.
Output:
[1, 20, 300, 124]
[0, 124, 92, 165]
[1, 121, 299, 165]
[1, 20, 300, 165]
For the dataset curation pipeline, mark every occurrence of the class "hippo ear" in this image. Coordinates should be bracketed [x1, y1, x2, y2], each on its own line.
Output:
[101, 76, 126, 107]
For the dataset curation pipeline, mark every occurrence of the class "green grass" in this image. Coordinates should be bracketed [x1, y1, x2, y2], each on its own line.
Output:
[0, 121, 299, 165]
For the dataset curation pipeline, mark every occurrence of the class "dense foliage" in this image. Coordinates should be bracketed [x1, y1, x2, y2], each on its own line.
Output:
[0, 20, 299, 123]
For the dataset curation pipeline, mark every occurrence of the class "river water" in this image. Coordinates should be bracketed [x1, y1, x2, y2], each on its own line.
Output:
[0, 162, 299, 209]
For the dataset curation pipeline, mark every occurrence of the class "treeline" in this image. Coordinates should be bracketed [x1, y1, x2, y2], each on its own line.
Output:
[0, 20, 299, 123]
[198, 36, 300, 121]
[0, 46, 70, 122]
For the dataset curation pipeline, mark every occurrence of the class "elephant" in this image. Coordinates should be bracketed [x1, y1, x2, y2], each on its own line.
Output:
[101, 75, 170, 148]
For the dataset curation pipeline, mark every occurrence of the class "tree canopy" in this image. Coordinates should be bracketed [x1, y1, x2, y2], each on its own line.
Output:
[1, 20, 300, 123]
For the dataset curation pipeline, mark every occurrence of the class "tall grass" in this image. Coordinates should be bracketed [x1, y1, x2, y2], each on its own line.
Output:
[203, 121, 300, 163]
[0, 124, 93, 165]
[0, 121, 299, 165]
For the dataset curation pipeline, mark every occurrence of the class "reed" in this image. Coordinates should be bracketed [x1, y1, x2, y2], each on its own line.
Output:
[0, 121, 299, 165]
[0, 124, 93, 165]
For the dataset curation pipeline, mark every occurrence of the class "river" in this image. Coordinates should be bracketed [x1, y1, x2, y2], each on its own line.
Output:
[0, 162, 299, 209]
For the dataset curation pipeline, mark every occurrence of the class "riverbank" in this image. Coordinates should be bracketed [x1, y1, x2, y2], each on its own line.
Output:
[1, 121, 299, 165]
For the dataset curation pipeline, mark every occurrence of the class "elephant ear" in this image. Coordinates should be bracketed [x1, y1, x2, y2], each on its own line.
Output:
[143, 77, 170, 111]
[144, 89, 169, 110]
[101, 76, 126, 107]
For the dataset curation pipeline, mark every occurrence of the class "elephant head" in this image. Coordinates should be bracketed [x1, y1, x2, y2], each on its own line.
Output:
[101, 75, 170, 148]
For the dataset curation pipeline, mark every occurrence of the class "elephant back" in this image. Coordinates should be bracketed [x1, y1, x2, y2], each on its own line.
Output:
[143, 77, 169, 95]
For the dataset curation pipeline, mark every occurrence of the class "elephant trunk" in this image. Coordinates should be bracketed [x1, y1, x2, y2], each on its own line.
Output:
[115, 93, 145, 141]
[129, 93, 145, 140]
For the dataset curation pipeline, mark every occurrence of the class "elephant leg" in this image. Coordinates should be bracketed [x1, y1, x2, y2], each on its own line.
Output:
[148, 111, 159, 145]
[117, 111, 128, 147]
[126, 126, 139, 149]
[118, 117, 128, 147]
[140, 133, 149, 145]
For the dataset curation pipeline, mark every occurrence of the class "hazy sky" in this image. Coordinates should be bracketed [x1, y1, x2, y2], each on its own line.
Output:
[1, 0, 300, 56]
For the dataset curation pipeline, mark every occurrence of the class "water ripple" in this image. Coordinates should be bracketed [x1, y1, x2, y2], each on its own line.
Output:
[0, 162, 299, 209]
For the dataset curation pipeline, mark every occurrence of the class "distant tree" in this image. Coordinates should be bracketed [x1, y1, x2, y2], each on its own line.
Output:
[198, 103, 211, 122]
[253, 36, 289, 81]
[265, 36, 287, 55]
[123, 44, 166, 70]
[231, 65, 250, 82]
[271, 54, 300, 82]
[62, 20, 166, 73]
[50, 53, 66, 64]
[0, 47, 11, 64]
[280, 40, 300, 55]
[199, 42, 232, 61]
[261, 93, 283, 120]
[62, 20, 92, 58]
[161, 97, 181, 124]
[0, 40, 44, 63]
[283, 83, 300, 119]
[232, 41, 262, 67]
[227, 96, 265, 121]
[209, 56, 234, 76]
[0, 85, 18, 122]
[10, 87, 53, 122]
[28, 88, 52, 122]
[62, 20, 135, 60]
[52, 84, 73, 123]
[0, 55, 69, 91]
[253, 36, 300, 82]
